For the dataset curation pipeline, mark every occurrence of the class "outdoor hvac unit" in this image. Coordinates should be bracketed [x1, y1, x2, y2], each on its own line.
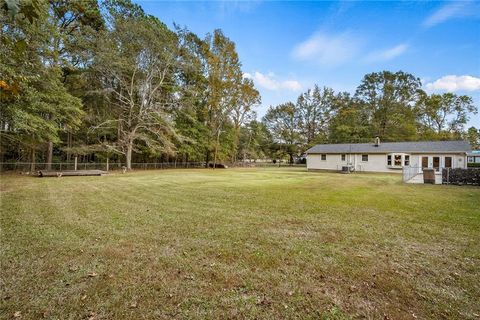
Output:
[341, 165, 354, 173]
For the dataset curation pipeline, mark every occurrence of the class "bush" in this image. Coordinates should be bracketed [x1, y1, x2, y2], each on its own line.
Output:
[443, 168, 480, 185]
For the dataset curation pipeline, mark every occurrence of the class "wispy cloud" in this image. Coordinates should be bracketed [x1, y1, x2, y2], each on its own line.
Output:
[423, 1, 478, 28]
[364, 43, 409, 62]
[216, 0, 262, 18]
[244, 72, 302, 91]
[292, 31, 362, 66]
[425, 75, 480, 92]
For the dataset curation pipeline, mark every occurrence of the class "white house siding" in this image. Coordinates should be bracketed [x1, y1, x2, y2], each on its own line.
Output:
[307, 153, 467, 173]
[409, 154, 467, 172]
[307, 153, 396, 172]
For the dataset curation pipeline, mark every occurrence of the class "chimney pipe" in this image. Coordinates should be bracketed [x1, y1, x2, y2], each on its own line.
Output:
[375, 136, 380, 147]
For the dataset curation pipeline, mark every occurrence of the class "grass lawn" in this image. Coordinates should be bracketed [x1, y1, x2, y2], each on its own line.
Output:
[1, 168, 479, 319]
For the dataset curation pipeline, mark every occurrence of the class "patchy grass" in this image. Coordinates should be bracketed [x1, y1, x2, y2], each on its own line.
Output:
[1, 168, 479, 319]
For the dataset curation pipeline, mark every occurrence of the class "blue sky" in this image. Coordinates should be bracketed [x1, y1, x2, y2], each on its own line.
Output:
[136, 0, 480, 128]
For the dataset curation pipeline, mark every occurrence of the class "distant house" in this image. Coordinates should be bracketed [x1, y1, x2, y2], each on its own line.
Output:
[467, 150, 480, 167]
[306, 138, 471, 173]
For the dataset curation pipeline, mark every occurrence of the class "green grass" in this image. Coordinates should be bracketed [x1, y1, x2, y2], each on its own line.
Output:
[1, 168, 479, 319]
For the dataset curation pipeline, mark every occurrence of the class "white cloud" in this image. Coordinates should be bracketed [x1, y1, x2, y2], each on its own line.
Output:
[292, 31, 362, 66]
[423, 1, 478, 28]
[244, 72, 302, 91]
[425, 75, 480, 92]
[365, 43, 409, 62]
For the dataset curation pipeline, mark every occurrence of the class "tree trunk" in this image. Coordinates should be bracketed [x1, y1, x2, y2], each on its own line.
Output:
[30, 148, 36, 172]
[213, 144, 218, 169]
[231, 127, 240, 164]
[213, 129, 221, 169]
[66, 131, 72, 161]
[46, 141, 53, 170]
[205, 149, 210, 168]
[126, 142, 133, 170]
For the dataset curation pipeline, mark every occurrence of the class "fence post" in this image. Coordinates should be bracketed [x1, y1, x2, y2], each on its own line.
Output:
[106, 158, 109, 172]
[74, 156, 78, 171]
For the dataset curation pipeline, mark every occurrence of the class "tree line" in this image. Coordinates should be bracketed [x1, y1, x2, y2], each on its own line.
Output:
[264, 71, 479, 163]
[1, 1, 478, 170]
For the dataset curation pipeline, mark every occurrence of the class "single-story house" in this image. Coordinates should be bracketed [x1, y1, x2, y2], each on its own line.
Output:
[306, 139, 471, 173]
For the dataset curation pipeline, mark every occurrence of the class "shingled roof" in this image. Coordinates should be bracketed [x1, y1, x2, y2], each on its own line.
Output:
[306, 140, 471, 154]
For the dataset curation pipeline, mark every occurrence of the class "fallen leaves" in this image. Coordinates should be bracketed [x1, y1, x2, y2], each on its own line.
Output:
[256, 295, 272, 306]
[13, 311, 21, 318]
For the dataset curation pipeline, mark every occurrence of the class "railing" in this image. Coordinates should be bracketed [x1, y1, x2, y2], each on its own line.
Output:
[402, 166, 420, 182]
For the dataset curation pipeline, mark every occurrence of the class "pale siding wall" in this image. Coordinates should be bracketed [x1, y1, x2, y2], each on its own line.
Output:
[307, 154, 346, 171]
[353, 154, 394, 173]
[410, 154, 467, 170]
[307, 153, 467, 172]
[307, 153, 396, 172]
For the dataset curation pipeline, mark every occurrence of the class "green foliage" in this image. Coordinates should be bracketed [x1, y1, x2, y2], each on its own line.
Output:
[465, 127, 480, 149]
[354, 71, 422, 141]
[1, 0, 477, 165]
[267, 70, 477, 153]
[263, 102, 302, 163]
[1, 1, 83, 156]
[296, 85, 334, 146]
[416, 93, 478, 140]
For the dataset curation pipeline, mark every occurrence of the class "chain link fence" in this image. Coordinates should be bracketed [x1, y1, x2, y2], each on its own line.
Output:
[0, 161, 306, 173]
[402, 166, 421, 182]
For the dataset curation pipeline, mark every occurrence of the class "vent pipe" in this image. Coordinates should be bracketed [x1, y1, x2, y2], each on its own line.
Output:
[374, 136, 380, 147]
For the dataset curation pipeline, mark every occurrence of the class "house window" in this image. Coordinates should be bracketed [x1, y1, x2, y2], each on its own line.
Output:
[387, 153, 410, 167]
[445, 157, 452, 168]
[362, 154, 368, 162]
[321, 154, 326, 160]
[341, 154, 346, 161]
[394, 154, 402, 166]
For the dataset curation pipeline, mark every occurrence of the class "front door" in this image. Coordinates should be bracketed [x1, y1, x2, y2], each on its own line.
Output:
[422, 156, 428, 168]
[445, 156, 452, 168]
[433, 157, 440, 171]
